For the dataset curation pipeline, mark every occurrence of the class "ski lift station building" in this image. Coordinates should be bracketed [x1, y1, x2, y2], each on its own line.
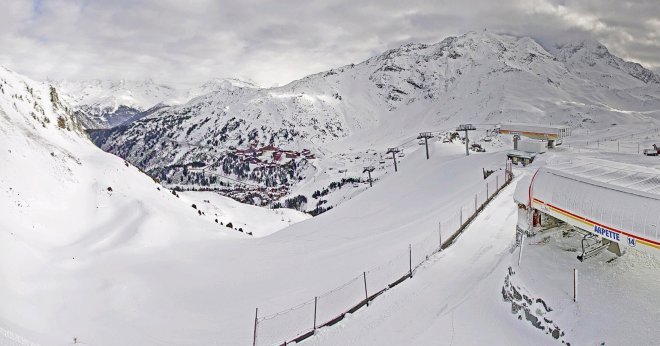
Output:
[499, 122, 571, 147]
[514, 159, 660, 255]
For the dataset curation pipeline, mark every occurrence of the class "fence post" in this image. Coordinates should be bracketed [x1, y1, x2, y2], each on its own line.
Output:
[518, 233, 525, 266]
[573, 269, 578, 302]
[496, 175, 499, 190]
[363, 272, 369, 306]
[408, 244, 412, 278]
[313, 297, 318, 331]
[474, 194, 477, 212]
[487, 183, 489, 199]
[253, 308, 259, 346]
[460, 208, 463, 226]
[438, 222, 442, 251]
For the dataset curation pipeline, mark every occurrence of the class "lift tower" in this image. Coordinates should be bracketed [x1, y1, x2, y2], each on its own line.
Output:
[456, 124, 476, 156]
[363, 166, 375, 187]
[417, 132, 434, 159]
[386, 147, 401, 172]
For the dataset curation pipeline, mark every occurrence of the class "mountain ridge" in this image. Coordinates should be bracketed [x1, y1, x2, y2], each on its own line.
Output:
[75, 31, 660, 206]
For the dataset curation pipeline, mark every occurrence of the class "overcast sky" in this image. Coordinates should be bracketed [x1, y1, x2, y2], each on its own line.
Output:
[1, 0, 658, 87]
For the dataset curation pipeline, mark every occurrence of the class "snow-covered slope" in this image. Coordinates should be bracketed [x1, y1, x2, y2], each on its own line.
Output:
[1, 116, 511, 344]
[0, 65, 309, 343]
[91, 31, 660, 205]
[0, 67, 228, 246]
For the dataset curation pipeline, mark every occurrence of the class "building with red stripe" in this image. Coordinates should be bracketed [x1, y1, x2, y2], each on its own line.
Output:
[514, 158, 660, 256]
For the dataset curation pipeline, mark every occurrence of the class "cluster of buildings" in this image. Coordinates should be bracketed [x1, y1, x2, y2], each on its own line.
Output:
[230, 144, 315, 165]
[499, 122, 571, 166]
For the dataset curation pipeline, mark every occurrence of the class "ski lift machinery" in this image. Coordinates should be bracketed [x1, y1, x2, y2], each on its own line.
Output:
[516, 158, 660, 260]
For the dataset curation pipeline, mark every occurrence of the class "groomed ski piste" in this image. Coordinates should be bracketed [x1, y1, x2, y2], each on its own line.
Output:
[305, 155, 660, 346]
[2, 65, 660, 345]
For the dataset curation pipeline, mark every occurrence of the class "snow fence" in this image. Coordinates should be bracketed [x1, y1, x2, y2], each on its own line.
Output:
[254, 168, 512, 346]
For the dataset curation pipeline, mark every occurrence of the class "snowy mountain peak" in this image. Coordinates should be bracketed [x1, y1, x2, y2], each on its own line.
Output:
[201, 77, 259, 90]
[185, 77, 260, 100]
[556, 39, 660, 84]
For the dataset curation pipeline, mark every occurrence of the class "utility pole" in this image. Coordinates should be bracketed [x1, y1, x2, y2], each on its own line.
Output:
[363, 166, 375, 187]
[386, 147, 401, 172]
[417, 132, 434, 159]
[457, 124, 476, 156]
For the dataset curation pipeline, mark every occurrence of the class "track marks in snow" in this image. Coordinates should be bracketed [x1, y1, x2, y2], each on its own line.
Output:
[0, 326, 37, 346]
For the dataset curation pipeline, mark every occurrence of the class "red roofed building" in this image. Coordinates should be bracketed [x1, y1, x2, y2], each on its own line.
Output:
[260, 144, 279, 152]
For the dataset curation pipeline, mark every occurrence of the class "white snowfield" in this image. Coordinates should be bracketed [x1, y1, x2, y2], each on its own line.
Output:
[0, 64, 515, 344]
[0, 66, 299, 344]
[178, 191, 310, 237]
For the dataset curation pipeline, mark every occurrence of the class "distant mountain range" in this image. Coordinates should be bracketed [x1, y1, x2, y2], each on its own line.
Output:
[55, 78, 259, 129]
[75, 31, 660, 206]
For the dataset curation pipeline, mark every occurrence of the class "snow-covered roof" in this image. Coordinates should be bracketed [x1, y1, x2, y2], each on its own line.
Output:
[513, 175, 532, 205]
[544, 159, 660, 199]
[528, 159, 660, 252]
[500, 122, 570, 130]
[507, 150, 537, 159]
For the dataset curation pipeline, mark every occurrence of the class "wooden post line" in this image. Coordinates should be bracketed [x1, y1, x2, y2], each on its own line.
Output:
[456, 124, 476, 156]
[363, 166, 375, 187]
[386, 147, 400, 172]
[417, 132, 434, 159]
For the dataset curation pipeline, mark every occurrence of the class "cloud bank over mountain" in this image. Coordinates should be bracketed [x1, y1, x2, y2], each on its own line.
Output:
[0, 0, 658, 86]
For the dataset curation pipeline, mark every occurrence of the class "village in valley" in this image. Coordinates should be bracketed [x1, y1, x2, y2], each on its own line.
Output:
[231, 143, 316, 164]
[172, 143, 318, 207]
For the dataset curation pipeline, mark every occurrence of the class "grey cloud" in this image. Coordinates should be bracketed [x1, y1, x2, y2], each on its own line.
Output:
[0, 0, 658, 87]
